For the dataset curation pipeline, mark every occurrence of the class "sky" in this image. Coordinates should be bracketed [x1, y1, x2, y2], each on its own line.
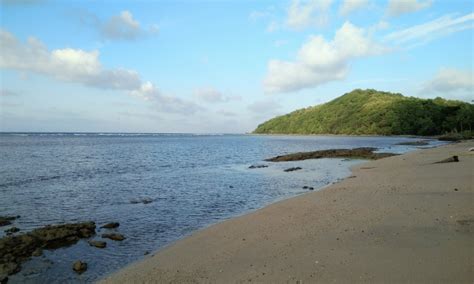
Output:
[0, 0, 473, 133]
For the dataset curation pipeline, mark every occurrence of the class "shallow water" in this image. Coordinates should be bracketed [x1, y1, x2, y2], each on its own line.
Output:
[0, 133, 446, 283]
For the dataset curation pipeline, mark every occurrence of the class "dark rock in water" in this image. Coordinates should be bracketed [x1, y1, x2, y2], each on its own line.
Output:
[249, 164, 268, 169]
[302, 186, 309, 189]
[308, 187, 314, 190]
[101, 222, 120, 229]
[434, 156, 459, 164]
[88, 240, 107, 248]
[396, 140, 429, 146]
[72, 261, 87, 274]
[284, 167, 302, 172]
[266, 147, 397, 162]
[0, 216, 19, 228]
[0, 221, 95, 279]
[4, 227, 19, 235]
[130, 197, 154, 204]
[102, 233, 125, 241]
[144, 251, 150, 255]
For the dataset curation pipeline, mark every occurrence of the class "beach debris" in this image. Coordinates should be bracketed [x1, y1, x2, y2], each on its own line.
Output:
[72, 260, 87, 274]
[88, 240, 107, 248]
[0, 222, 95, 278]
[434, 155, 459, 164]
[102, 233, 126, 241]
[4, 227, 19, 235]
[101, 222, 120, 229]
[454, 188, 459, 191]
[284, 167, 302, 172]
[396, 140, 429, 146]
[469, 147, 474, 152]
[130, 197, 154, 204]
[266, 148, 397, 162]
[0, 216, 19, 227]
[249, 164, 268, 169]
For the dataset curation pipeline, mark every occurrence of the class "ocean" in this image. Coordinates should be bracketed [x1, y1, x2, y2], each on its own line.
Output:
[0, 133, 446, 283]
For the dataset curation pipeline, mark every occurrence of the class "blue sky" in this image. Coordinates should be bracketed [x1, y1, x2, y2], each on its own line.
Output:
[0, 0, 473, 133]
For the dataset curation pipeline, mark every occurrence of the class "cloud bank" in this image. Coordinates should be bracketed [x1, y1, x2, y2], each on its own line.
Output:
[422, 68, 473, 94]
[0, 29, 200, 114]
[264, 22, 385, 93]
[386, 0, 432, 17]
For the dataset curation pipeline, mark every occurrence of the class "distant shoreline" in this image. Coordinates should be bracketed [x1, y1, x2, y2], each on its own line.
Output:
[100, 140, 474, 283]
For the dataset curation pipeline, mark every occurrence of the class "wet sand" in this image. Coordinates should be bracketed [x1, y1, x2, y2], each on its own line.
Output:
[100, 141, 474, 283]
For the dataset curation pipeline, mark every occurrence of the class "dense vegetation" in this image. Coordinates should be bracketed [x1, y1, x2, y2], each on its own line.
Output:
[253, 89, 474, 136]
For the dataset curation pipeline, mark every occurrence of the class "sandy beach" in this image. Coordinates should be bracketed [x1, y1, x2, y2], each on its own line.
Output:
[100, 141, 474, 283]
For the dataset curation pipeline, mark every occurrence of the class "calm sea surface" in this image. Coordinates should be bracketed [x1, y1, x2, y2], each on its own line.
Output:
[0, 133, 446, 283]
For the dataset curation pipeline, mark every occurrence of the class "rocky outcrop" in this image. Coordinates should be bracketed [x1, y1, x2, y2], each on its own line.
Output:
[284, 167, 302, 172]
[266, 148, 397, 162]
[72, 261, 87, 274]
[0, 222, 95, 279]
[102, 233, 126, 241]
[435, 156, 459, 163]
[396, 140, 429, 146]
[248, 165, 268, 169]
[88, 240, 107, 248]
[101, 222, 120, 229]
[0, 216, 19, 227]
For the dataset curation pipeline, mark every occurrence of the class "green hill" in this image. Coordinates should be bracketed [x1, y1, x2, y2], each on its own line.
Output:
[253, 89, 474, 136]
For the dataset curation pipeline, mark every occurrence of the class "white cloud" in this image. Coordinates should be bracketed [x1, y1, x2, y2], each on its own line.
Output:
[286, 0, 333, 30]
[384, 13, 474, 47]
[386, 0, 432, 17]
[339, 0, 369, 16]
[264, 22, 385, 93]
[0, 89, 19, 97]
[194, 87, 241, 103]
[0, 29, 201, 115]
[80, 10, 158, 41]
[422, 68, 473, 93]
[0, 29, 142, 90]
[100, 10, 156, 40]
[131, 82, 204, 114]
[248, 99, 282, 114]
[266, 21, 280, 33]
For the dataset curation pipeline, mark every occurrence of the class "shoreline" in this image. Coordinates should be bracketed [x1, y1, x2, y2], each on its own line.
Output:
[100, 141, 473, 283]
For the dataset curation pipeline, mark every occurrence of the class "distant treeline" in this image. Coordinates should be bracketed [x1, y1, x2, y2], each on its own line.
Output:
[253, 89, 474, 136]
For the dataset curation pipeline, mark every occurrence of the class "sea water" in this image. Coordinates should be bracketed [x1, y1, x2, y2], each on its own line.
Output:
[0, 133, 446, 283]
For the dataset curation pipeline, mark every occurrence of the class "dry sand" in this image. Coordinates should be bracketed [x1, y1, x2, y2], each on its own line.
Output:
[100, 141, 474, 283]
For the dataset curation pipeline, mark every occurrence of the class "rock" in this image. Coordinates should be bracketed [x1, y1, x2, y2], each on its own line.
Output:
[101, 222, 120, 229]
[469, 147, 474, 152]
[302, 186, 309, 189]
[88, 240, 107, 248]
[102, 233, 125, 241]
[396, 140, 430, 146]
[31, 248, 43, 257]
[249, 164, 268, 169]
[434, 156, 459, 164]
[72, 261, 87, 274]
[284, 167, 302, 172]
[0, 222, 95, 278]
[266, 148, 397, 162]
[4, 227, 19, 235]
[144, 251, 150, 255]
[0, 275, 8, 284]
[130, 197, 153, 204]
[308, 187, 314, 190]
[0, 216, 19, 227]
